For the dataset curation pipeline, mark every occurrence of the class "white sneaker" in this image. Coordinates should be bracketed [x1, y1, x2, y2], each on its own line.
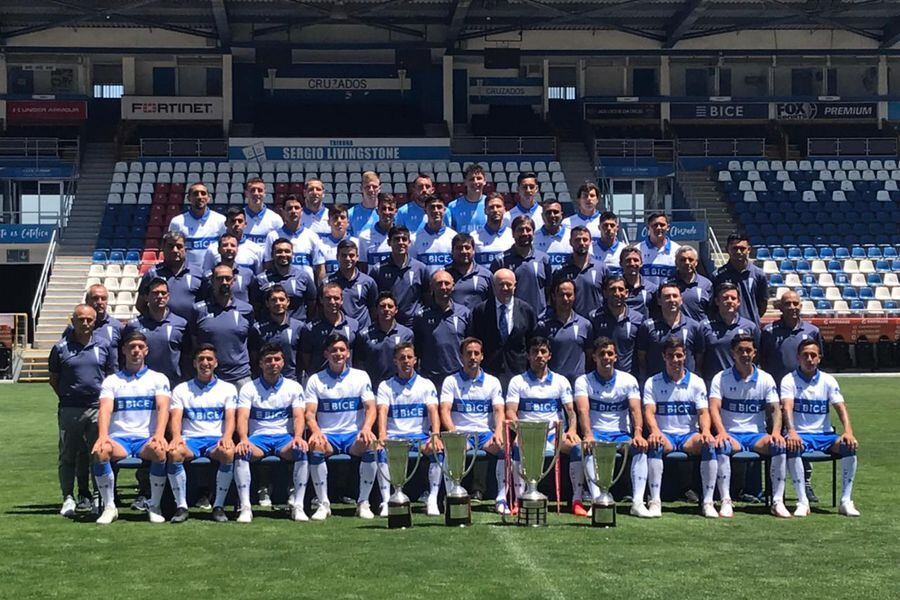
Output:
[647, 500, 663, 518]
[839, 501, 860, 517]
[147, 505, 165, 524]
[378, 502, 389, 517]
[312, 503, 331, 521]
[258, 488, 272, 508]
[194, 495, 212, 510]
[794, 502, 811, 517]
[770, 501, 792, 518]
[702, 502, 719, 519]
[718, 500, 734, 518]
[630, 502, 653, 518]
[495, 500, 512, 515]
[95, 506, 118, 525]
[60, 495, 76, 518]
[236, 506, 253, 523]
[356, 501, 375, 519]
[291, 504, 309, 522]
[426, 498, 440, 516]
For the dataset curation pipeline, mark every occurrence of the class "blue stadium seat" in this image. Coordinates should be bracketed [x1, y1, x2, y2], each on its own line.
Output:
[755, 248, 771, 260]
[125, 251, 141, 264]
[109, 249, 126, 263]
[816, 300, 832, 311]
[827, 260, 843, 273]
[842, 288, 858, 299]
[859, 287, 875, 300]
[801, 274, 817, 286]
[92, 250, 108, 264]
[779, 260, 795, 273]
[795, 260, 811, 273]
[851, 246, 866, 258]
[875, 259, 890, 272]
[802, 247, 818, 259]
[867, 273, 883, 285]
[834, 273, 850, 286]
[794, 288, 808, 298]
[884, 300, 898, 312]
[818, 247, 835, 259]
[809, 287, 825, 299]
[771, 247, 787, 260]
[850, 299, 865, 311]
[884, 247, 898, 259]
[835, 247, 850, 259]
[768, 273, 784, 285]
[787, 247, 803, 260]
[893, 260, 900, 272]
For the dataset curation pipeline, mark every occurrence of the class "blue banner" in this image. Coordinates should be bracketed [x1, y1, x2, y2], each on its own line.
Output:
[229, 137, 450, 161]
[628, 221, 707, 242]
[670, 102, 768, 120]
[0, 224, 54, 244]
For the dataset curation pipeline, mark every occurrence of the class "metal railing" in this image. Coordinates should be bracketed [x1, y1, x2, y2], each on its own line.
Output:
[0, 137, 80, 163]
[0, 313, 28, 382]
[807, 137, 898, 157]
[450, 136, 557, 156]
[30, 229, 58, 330]
[140, 138, 228, 158]
[676, 138, 767, 157]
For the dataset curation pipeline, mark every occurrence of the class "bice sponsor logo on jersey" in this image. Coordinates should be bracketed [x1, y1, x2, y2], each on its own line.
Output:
[589, 398, 628, 412]
[452, 398, 490, 414]
[390, 404, 425, 419]
[795, 399, 829, 414]
[185, 407, 225, 422]
[722, 398, 765, 414]
[654, 401, 697, 416]
[115, 396, 156, 412]
[320, 397, 360, 413]
[521, 400, 558, 413]
[250, 407, 289, 420]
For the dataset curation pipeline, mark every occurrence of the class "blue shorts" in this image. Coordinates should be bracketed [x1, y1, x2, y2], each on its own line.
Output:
[465, 430, 493, 451]
[663, 432, 696, 452]
[592, 429, 632, 445]
[730, 432, 768, 452]
[389, 432, 430, 446]
[798, 432, 839, 453]
[184, 435, 221, 459]
[325, 431, 359, 455]
[248, 433, 292, 457]
[111, 435, 150, 458]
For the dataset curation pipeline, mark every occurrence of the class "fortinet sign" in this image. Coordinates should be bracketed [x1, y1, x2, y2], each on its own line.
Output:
[121, 96, 223, 120]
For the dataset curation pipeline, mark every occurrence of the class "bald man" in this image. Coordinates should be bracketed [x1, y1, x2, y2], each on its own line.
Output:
[61, 284, 123, 351]
[413, 270, 471, 389]
[467, 269, 537, 390]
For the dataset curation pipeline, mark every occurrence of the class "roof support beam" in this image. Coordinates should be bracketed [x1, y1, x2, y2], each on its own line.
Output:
[882, 16, 900, 48]
[210, 0, 231, 48]
[664, 0, 707, 48]
[446, 0, 473, 47]
[1, 0, 159, 43]
[283, 0, 425, 38]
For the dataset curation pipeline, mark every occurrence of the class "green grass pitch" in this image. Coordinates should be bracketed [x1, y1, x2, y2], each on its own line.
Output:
[1, 378, 898, 600]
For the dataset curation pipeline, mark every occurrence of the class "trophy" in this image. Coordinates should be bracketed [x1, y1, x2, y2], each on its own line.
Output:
[380, 439, 422, 529]
[514, 420, 562, 527]
[434, 432, 477, 527]
[582, 440, 629, 527]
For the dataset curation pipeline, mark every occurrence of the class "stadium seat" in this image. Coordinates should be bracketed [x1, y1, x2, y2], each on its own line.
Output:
[833, 300, 850, 313]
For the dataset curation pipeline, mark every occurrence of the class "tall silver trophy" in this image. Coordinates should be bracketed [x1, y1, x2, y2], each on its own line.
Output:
[514, 421, 562, 527]
[381, 439, 422, 529]
[582, 440, 629, 527]
[434, 432, 477, 527]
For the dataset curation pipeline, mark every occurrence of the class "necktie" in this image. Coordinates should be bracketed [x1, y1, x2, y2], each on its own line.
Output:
[499, 304, 509, 342]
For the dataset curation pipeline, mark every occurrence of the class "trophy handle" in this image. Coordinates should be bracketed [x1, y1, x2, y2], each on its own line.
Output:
[538, 420, 564, 482]
[430, 432, 452, 479]
[461, 433, 478, 479]
[609, 443, 630, 487]
[404, 441, 423, 486]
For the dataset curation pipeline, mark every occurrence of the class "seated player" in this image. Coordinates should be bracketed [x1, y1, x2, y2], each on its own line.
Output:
[375, 342, 443, 516]
[782, 339, 860, 517]
[708, 334, 785, 518]
[439, 337, 507, 514]
[166, 344, 238, 523]
[643, 337, 715, 518]
[574, 337, 650, 518]
[304, 334, 378, 520]
[90, 331, 171, 525]
[233, 343, 307, 523]
[505, 337, 576, 515]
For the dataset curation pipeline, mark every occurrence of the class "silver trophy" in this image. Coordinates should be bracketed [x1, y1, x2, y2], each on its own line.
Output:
[582, 440, 629, 527]
[514, 420, 562, 527]
[380, 439, 422, 529]
[434, 432, 477, 527]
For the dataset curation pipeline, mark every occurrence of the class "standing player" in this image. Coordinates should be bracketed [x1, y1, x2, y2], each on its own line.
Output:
[325, 240, 378, 330]
[263, 194, 321, 281]
[413, 271, 470, 389]
[490, 215, 552, 315]
[90, 331, 171, 525]
[619, 245, 657, 319]
[140, 232, 205, 320]
[356, 292, 414, 388]
[304, 334, 378, 520]
[251, 238, 317, 322]
[123, 278, 188, 385]
[551, 226, 607, 318]
[535, 279, 592, 385]
[357, 193, 397, 271]
[61, 284, 123, 350]
[782, 340, 860, 517]
[301, 178, 330, 237]
[701, 283, 760, 382]
[369, 226, 430, 327]
[315, 204, 356, 277]
[507, 172, 543, 230]
[203, 207, 261, 274]
[233, 343, 307, 523]
[166, 344, 238, 523]
[471, 193, 513, 267]
[712, 234, 769, 328]
[447, 164, 488, 233]
[533, 199, 571, 272]
[299, 282, 359, 378]
[444, 233, 492, 310]
[505, 337, 576, 513]
[640, 213, 681, 288]
[562, 183, 602, 241]
[375, 342, 443, 516]
[589, 276, 643, 376]
[708, 334, 785, 518]
[642, 338, 714, 518]
[249, 285, 304, 381]
[242, 177, 284, 255]
[593, 211, 623, 273]
[348, 171, 381, 236]
[202, 233, 256, 303]
[168, 182, 226, 271]
[636, 281, 706, 379]
[439, 337, 507, 514]
[574, 337, 650, 518]
[673, 246, 712, 322]
[394, 173, 439, 233]
[410, 195, 457, 275]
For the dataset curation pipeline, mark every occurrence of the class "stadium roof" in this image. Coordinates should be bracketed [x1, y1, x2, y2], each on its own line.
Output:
[1, 0, 899, 49]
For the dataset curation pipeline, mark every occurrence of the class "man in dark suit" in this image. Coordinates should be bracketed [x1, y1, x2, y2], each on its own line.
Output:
[467, 268, 536, 390]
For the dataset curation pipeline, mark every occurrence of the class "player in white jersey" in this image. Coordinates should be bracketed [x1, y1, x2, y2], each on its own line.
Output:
[507, 172, 544, 230]
[242, 177, 284, 255]
[471, 193, 514, 267]
[708, 334, 784, 519]
[305, 333, 378, 520]
[533, 199, 572, 271]
[168, 182, 227, 271]
[410, 195, 457, 274]
[166, 344, 237, 523]
[643, 337, 713, 518]
[592, 211, 624, 273]
[440, 337, 507, 513]
[358, 193, 396, 271]
[91, 331, 171, 525]
[781, 339, 859, 517]
[315, 204, 358, 277]
[376, 342, 443, 516]
[262, 195, 321, 280]
[202, 207, 262, 274]
[505, 337, 575, 515]
[233, 343, 307, 523]
[574, 337, 651, 518]
[562, 183, 602, 241]
[640, 212, 681, 288]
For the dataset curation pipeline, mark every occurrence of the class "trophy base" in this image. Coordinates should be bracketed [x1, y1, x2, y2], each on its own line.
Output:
[387, 501, 412, 529]
[517, 497, 548, 527]
[445, 495, 471, 527]
[591, 502, 617, 528]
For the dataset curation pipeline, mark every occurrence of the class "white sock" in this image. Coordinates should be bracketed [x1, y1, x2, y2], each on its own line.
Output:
[427, 461, 442, 502]
[700, 457, 717, 505]
[716, 454, 732, 502]
[512, 460, 525, 498]
[357, 454, 377, 504]
[214, 464, 233, 509]
[569, 459, 586, 503]
[292, 459, 309, 507]
[631, 453, 648, 503]
[234, 459, 252, 509]
[648, 457, 664, 503]
[583, 457, 600, 500]
[149, 463, 167, 508]
[377, 461, 391, 505]
[841, 455, 857, 504]
[94, 463, 115, 508]
[770, 453, 787, 503]
[788, 456, 808, 504]
[309, 453, 329, 506]
[495, 459, 507, 503]
[167, 463, 188, 509]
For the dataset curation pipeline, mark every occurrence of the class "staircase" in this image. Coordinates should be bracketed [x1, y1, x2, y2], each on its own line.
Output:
[558, 141, 596, 203]
[19, 143, 116, 382]
[676, 169, 738, 268]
